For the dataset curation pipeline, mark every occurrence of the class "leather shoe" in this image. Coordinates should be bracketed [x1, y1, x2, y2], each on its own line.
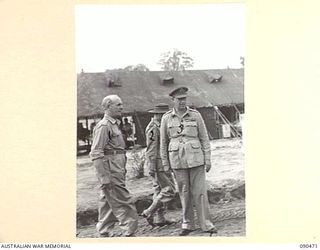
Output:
[155, 220, 175, 227]
[141, 211, 155, 227]
[100, 232, 118, 237]
[124, 232, 136, 237]
[99, 233, 110, 237]
[179, 229, 193, 236]
[205, 227, 218, 236]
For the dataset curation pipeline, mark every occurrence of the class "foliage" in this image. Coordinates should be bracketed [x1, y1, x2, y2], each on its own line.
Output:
[130, 146, 146, 179]
[240, 57, 245, 67]
[123, 64, 150, 71]
[105, 64, 149, 72]
[158, 49, 194, 71]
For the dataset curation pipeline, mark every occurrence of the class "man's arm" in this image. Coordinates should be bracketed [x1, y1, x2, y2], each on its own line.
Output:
[160, 115, 170, 171]
[90, 124, 111, 184]
[145, 125, 157, 175]
[196, 113, 212, 172]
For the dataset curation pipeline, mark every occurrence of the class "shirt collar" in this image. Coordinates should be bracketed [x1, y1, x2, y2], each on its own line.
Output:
[151, 117, 161, 127]
[171, 106, 191, 118]
[103, 113, 120, 125]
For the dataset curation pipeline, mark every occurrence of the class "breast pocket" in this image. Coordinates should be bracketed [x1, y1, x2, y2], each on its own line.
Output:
[168, 142, 179, 152]
[111, 126, 125, 147]
[168, 122, 181, 138]
[183, 121, 198, 137]
[186, 141, 204, 167]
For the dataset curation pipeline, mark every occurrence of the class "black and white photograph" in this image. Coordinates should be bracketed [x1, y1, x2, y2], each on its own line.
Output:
[76, 4, 245, 238]
[2, 0, 320, 246]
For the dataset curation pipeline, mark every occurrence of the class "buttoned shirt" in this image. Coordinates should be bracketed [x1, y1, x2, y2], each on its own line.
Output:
[90, 114, 126, 161]
[160, 107, 211, 170]
[145, 118, 164, 172]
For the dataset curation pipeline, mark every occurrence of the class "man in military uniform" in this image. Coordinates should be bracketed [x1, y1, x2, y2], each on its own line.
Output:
[160, 87, 218, 236]
[90, 95, 138, 237]
[141, 104, 176, 227]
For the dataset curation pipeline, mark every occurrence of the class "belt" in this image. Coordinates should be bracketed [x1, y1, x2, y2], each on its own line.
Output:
[104, 149, 126, 155]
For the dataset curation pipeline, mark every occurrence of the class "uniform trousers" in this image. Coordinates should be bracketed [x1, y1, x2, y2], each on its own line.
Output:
[173, 165, 214, 231]
[151, 170, 176, 223]
[96, 154, 138, 236]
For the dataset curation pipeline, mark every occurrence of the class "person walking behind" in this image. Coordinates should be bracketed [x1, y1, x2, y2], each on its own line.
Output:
[160, 87, 218, 236]
[90, 95, 138, 237]
[141, 103, 176, 227]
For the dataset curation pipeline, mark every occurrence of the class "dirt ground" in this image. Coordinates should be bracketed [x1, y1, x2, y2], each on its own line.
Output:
[77, 200, 245, 237]
[76, 138, 245, 237]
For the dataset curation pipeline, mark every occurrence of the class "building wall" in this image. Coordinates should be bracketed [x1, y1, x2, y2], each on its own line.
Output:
[133, 111, 153, 146]
[197, 107, 219, 139]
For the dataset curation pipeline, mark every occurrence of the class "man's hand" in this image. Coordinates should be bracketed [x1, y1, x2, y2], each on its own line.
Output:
[163, 164, 171, 172]
[205, 163, 211, 173]
[149, 170, 155, 177]
[164, 170, 173, 178]
[93, 158, 111, 184]
[101, 183, 111, 190]
[148, 162, 156, 177]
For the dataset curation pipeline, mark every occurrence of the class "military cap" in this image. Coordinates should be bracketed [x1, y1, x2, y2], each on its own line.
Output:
[148, 103, 170, 114]
[169, 87, 189, 98]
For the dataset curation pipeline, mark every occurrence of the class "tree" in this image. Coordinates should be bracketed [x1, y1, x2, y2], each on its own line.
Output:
[240, 57, 245, 67]
[105, 64, 149, 72]
[158, 49, 194, 71]
[123, 64, 150, 71]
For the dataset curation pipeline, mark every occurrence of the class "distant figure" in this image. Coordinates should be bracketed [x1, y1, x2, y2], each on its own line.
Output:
[122, 117, 133, 149]
[89, 122, 96, 137]
[77, 123, 90, 144]
[90, 121, 96, 131]
[160, 87, 218, 236]
[141, 103, 176, 227]
[89, 95, 138, 237]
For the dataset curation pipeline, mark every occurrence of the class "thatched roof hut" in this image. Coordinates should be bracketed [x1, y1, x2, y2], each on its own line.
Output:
[77, 69, 244, 146]
[77, 69, 243, 118]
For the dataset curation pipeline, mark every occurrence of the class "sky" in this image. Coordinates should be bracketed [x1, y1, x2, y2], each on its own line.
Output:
[75, 4, 245, 73]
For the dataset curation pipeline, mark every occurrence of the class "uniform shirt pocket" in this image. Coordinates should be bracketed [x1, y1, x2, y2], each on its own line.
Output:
[110, 126, 125, 148]
[111, 126, 122, 137]
[168, 142, 179, 152]
[183, 121, 198, 137]
[168, 121, 181, 138]
[187, 141, 204, 167]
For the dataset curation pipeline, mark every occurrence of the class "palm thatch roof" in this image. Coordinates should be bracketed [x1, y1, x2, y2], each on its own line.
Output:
[77, 69, 244, 118]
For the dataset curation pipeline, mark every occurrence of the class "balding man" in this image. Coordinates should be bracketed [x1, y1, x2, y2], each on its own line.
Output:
[90, 95, 138, 237]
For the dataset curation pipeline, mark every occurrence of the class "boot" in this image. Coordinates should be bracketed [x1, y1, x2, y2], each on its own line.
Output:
[141, 198, 163, 226]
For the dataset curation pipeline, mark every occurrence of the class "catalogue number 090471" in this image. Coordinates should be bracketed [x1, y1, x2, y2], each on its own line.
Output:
[300, 244, 318, 248]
